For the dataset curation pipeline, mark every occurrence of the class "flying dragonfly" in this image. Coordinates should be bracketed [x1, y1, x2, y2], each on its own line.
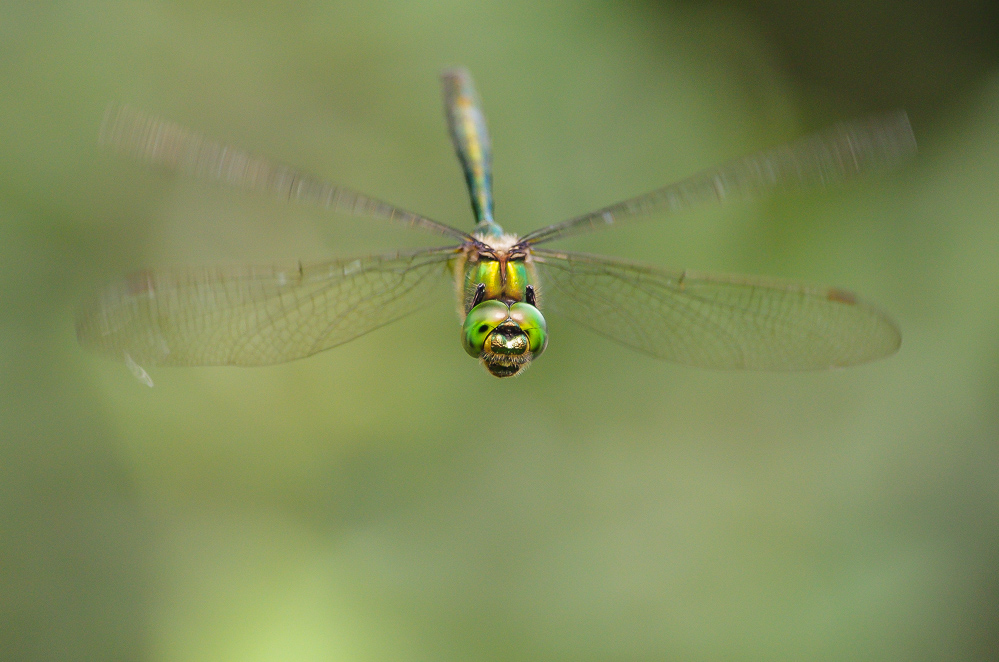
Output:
[77, 68, 915, 378]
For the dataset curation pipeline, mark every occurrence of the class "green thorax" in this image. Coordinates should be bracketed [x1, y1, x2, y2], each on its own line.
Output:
[460, 244, 532, 313]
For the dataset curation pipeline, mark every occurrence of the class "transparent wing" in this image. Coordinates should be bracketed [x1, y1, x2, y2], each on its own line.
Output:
[522, 112, 916, 245]
[101, 105, 472, 242]
[531, 249, 900, 370]
[77, 246, 460, 366]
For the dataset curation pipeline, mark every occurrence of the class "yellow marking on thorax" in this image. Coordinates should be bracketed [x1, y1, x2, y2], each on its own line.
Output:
[452, 236, 537, 319]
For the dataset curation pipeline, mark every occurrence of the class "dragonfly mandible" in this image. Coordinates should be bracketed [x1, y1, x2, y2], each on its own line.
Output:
[77, 68, 915, 378]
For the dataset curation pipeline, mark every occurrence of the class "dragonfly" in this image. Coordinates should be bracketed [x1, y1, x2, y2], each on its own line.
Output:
[77, 68, 915, 379]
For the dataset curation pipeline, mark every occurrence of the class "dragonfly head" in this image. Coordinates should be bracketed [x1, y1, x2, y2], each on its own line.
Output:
[461, 299, 547, 378]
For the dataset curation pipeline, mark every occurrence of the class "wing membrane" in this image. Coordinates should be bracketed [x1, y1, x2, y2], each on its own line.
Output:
[522, 113, 915, 245]
[532, 249, 900, 370]
[101, 105, 472, 242]
[77, 246, 460, 366]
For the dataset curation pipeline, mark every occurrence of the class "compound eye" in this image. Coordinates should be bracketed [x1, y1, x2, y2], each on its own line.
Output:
[509, 302, 548, 356]
[461, 300, 511, 357]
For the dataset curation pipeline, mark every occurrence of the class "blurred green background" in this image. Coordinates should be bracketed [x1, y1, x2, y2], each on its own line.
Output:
[2, 1, 998, 660]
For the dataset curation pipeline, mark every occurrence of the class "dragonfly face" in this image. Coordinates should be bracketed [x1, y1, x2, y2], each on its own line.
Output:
[78, 68, 915, 380]
[461, 299, 547, 377]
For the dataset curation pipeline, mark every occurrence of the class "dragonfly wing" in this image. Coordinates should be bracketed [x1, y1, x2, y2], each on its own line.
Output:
[531, 249, 901, 370]
[101, 105, 472, 242]
[77, 247, 460, 366]
[522, 112, 916, 245]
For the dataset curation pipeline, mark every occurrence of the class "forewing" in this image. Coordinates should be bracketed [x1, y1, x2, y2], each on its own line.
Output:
[522, 113, 915, 245]
[101, 105, 472, 242]
[77, 247, 459, 366]
[532, 249, 901, 370]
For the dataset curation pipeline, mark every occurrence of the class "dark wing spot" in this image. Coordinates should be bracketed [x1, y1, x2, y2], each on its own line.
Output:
[125, 270, 155, 296]
[827, 288, 857, 305]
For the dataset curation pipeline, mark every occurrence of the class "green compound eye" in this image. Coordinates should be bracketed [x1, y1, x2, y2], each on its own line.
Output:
[461, 300, 511, 357]
[509, 302, 548, 357]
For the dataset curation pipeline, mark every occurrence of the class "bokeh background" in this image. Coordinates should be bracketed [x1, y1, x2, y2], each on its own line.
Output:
[2, 1, 998, 660]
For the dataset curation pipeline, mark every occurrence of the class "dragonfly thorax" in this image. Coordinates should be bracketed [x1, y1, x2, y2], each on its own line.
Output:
[456, 232, 529, 310]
